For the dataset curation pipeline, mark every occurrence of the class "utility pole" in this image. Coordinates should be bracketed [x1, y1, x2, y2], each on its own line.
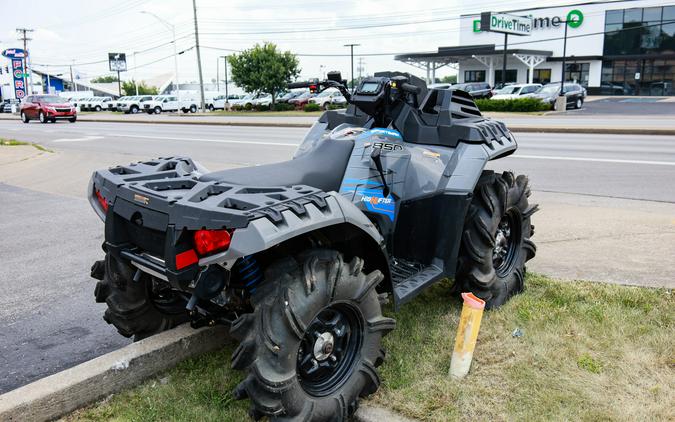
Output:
[216, 57, 219, 92]
[16, 28, 34, 94]
[220, 55, 228, 102]
[69, 62, 75, 92]
[133, 51, 139, 95]
[344, 43, 359, 92]
[192, 0, 206, 111]
[357, 57, 365, 81]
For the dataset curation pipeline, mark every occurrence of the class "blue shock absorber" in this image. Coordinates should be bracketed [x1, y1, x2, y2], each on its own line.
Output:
[234, 255, 263, 293]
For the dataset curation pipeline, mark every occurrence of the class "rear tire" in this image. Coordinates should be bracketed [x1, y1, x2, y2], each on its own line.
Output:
[130, 105, 139, 114]
[154, 106, 162, 114]
[95, 105, 102, 112]
[92, 253, 189, 341]
[231, 249, 394, 421]
[190, 105, 197, 113]
[575, 98, 583, 109]
[455, 171, 537, 309]
[208, 104, 215, 111]
[21, 112, 29, 123]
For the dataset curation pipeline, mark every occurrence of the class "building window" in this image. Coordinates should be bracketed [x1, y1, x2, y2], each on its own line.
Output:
[604, 6, 675, 55]
[532, 69, 551, 84]
[464, 70, 486, 82]
[565, 63, 590, 86]
[494, 69, 517, 85]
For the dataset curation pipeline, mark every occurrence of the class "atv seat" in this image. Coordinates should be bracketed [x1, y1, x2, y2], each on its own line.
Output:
[199, 137, 355, 192]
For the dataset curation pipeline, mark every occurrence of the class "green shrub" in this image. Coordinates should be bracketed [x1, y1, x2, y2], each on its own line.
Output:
[327, 103, 346, 110]
[303, 103, 321, 112]
[273, 103, 295, 111]
[230, 104, 244, 111]
[474, 97, 551, 112]
[254, 103, 270, 112]
[243, 102, 253, 111]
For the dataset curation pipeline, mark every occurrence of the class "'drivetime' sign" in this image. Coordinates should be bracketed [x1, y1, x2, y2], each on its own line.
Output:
[480, 12, 532, 36]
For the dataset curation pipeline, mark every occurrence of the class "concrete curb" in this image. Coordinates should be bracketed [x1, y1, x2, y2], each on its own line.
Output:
[0, 324, 416, 422]
[1, 114, 674, 135]
[0, 324, 229, 421]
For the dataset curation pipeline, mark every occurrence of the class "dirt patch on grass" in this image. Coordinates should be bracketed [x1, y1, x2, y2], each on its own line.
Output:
[67, 274, 673, 421]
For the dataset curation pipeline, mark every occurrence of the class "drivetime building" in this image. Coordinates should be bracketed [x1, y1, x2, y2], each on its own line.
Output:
[396, 0, 675, 95]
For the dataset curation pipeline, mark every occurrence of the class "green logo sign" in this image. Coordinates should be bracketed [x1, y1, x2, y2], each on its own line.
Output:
[473, 19, 481, 32]
[566, 9, 583, 28]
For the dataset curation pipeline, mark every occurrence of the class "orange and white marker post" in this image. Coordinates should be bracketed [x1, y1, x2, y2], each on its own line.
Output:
[449, 292, 486, 379]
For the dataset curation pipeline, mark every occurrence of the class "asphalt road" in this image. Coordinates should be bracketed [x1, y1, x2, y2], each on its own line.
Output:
[0, 119, 673, 393]
[1, 120, 673, 202]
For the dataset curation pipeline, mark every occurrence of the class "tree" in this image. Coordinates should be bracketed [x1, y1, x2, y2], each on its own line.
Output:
[439, 75, 457, 84]
[122, 80, 158, 96]
[91, 75, 119, 83]
[228, 42, 300, 104]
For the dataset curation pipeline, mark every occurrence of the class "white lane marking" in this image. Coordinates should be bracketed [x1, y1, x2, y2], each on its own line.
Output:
[52, 136, 104, 143]
[115, 133, 299, 147]
[512, 154, 675, 166]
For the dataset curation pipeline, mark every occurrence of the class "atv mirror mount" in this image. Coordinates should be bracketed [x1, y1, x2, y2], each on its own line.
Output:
[370, 147, 390, 198]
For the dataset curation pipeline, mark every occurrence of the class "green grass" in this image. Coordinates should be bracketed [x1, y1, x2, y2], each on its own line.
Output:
[68, 274, 674, 421]
[0, 138, 53, 152]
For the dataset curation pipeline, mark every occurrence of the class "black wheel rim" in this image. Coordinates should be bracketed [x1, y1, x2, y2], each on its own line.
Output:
[297, 303, 363, 397]
[493, 209, 522, 277]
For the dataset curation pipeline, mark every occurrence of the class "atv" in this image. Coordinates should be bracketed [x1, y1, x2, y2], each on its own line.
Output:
[89, 71, 536, 421]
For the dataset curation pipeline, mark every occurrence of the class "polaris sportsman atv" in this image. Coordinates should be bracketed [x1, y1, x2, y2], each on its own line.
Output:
[89, 71, 536, 421]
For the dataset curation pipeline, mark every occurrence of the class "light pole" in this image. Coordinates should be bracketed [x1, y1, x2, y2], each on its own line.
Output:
[140, 11, 180, 100]
[344, 43, 360, 92]
[220, 55, 228, 102]
[133, 51, 139, 95]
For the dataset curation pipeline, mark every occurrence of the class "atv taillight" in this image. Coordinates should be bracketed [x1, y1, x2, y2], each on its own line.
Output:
[175, 249, 199, 270]
[193, 229, 232, 256]
[95, 189, 109, 213]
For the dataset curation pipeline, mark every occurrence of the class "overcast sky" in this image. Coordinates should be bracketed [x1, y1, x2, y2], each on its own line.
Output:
[2, 0, 584, 90]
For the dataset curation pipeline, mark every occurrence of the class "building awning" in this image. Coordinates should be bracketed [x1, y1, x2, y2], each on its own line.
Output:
[395, 44, 552, 63]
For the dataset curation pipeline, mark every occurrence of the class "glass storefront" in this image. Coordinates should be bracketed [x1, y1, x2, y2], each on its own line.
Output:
[601, 59, 675, 95]
[565, 63, 590, 86]
[602, 5, 675, 95]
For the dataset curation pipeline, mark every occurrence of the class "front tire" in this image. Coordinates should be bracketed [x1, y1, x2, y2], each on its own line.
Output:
[231, 249, 394, 421]
[68, 116, 77, 123]
[154, 106, 162, 114]
[455, 171, 537, 309]
[95, 105, 102, 112]
[190, 105, 197, 113]
[92, 253, 189, 341]
[130, 105, 139, 114]
[39, 111, 48, 124]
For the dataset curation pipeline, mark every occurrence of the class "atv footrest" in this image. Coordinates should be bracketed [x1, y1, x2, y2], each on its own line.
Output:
[390, 258, 444, 309]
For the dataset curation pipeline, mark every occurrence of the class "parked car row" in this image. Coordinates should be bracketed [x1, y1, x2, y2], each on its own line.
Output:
[429, 81, 587, 110]
[69, 96, 114, 111]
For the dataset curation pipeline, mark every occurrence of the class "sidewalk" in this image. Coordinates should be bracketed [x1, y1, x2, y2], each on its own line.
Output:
[2, 111, 674, 134]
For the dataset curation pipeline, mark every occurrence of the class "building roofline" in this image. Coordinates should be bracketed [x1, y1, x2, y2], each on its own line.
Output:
[395, 44, 552, 62]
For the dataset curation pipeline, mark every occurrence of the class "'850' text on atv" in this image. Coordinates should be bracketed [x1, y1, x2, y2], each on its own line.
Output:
[89, 71, 537, 421]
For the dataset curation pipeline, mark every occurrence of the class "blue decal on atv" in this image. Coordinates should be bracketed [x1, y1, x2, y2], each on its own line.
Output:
[366, 128, 402, 139]
[344, 186, 395, 221]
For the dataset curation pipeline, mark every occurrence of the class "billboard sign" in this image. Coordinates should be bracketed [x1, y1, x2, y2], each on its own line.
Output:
[480, 12, 532, 36]
[11, 59, 26, 99]
[108, 53, 127, 71]
[2, 48, 27, 59]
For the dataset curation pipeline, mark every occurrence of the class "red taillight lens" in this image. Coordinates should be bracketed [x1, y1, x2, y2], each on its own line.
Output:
[193, 229, 232, 256]
[175, 249, 199, 270]
[95, 189, 109, 213]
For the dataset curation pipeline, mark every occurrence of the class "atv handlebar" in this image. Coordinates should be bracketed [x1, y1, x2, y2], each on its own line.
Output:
[401, 83, 421, 95]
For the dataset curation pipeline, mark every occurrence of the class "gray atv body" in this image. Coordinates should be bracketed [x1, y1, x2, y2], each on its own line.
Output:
[89, 80, 515, 310]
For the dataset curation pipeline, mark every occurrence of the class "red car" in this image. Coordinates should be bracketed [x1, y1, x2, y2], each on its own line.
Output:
[20, 95, 77, 123]
[288, 92, 316, 109]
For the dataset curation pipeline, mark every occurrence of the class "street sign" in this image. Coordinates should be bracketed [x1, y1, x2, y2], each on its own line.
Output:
[2, 48, 27, 59]
[108, 53, 127, 71]
[480, 12, 533, 36]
